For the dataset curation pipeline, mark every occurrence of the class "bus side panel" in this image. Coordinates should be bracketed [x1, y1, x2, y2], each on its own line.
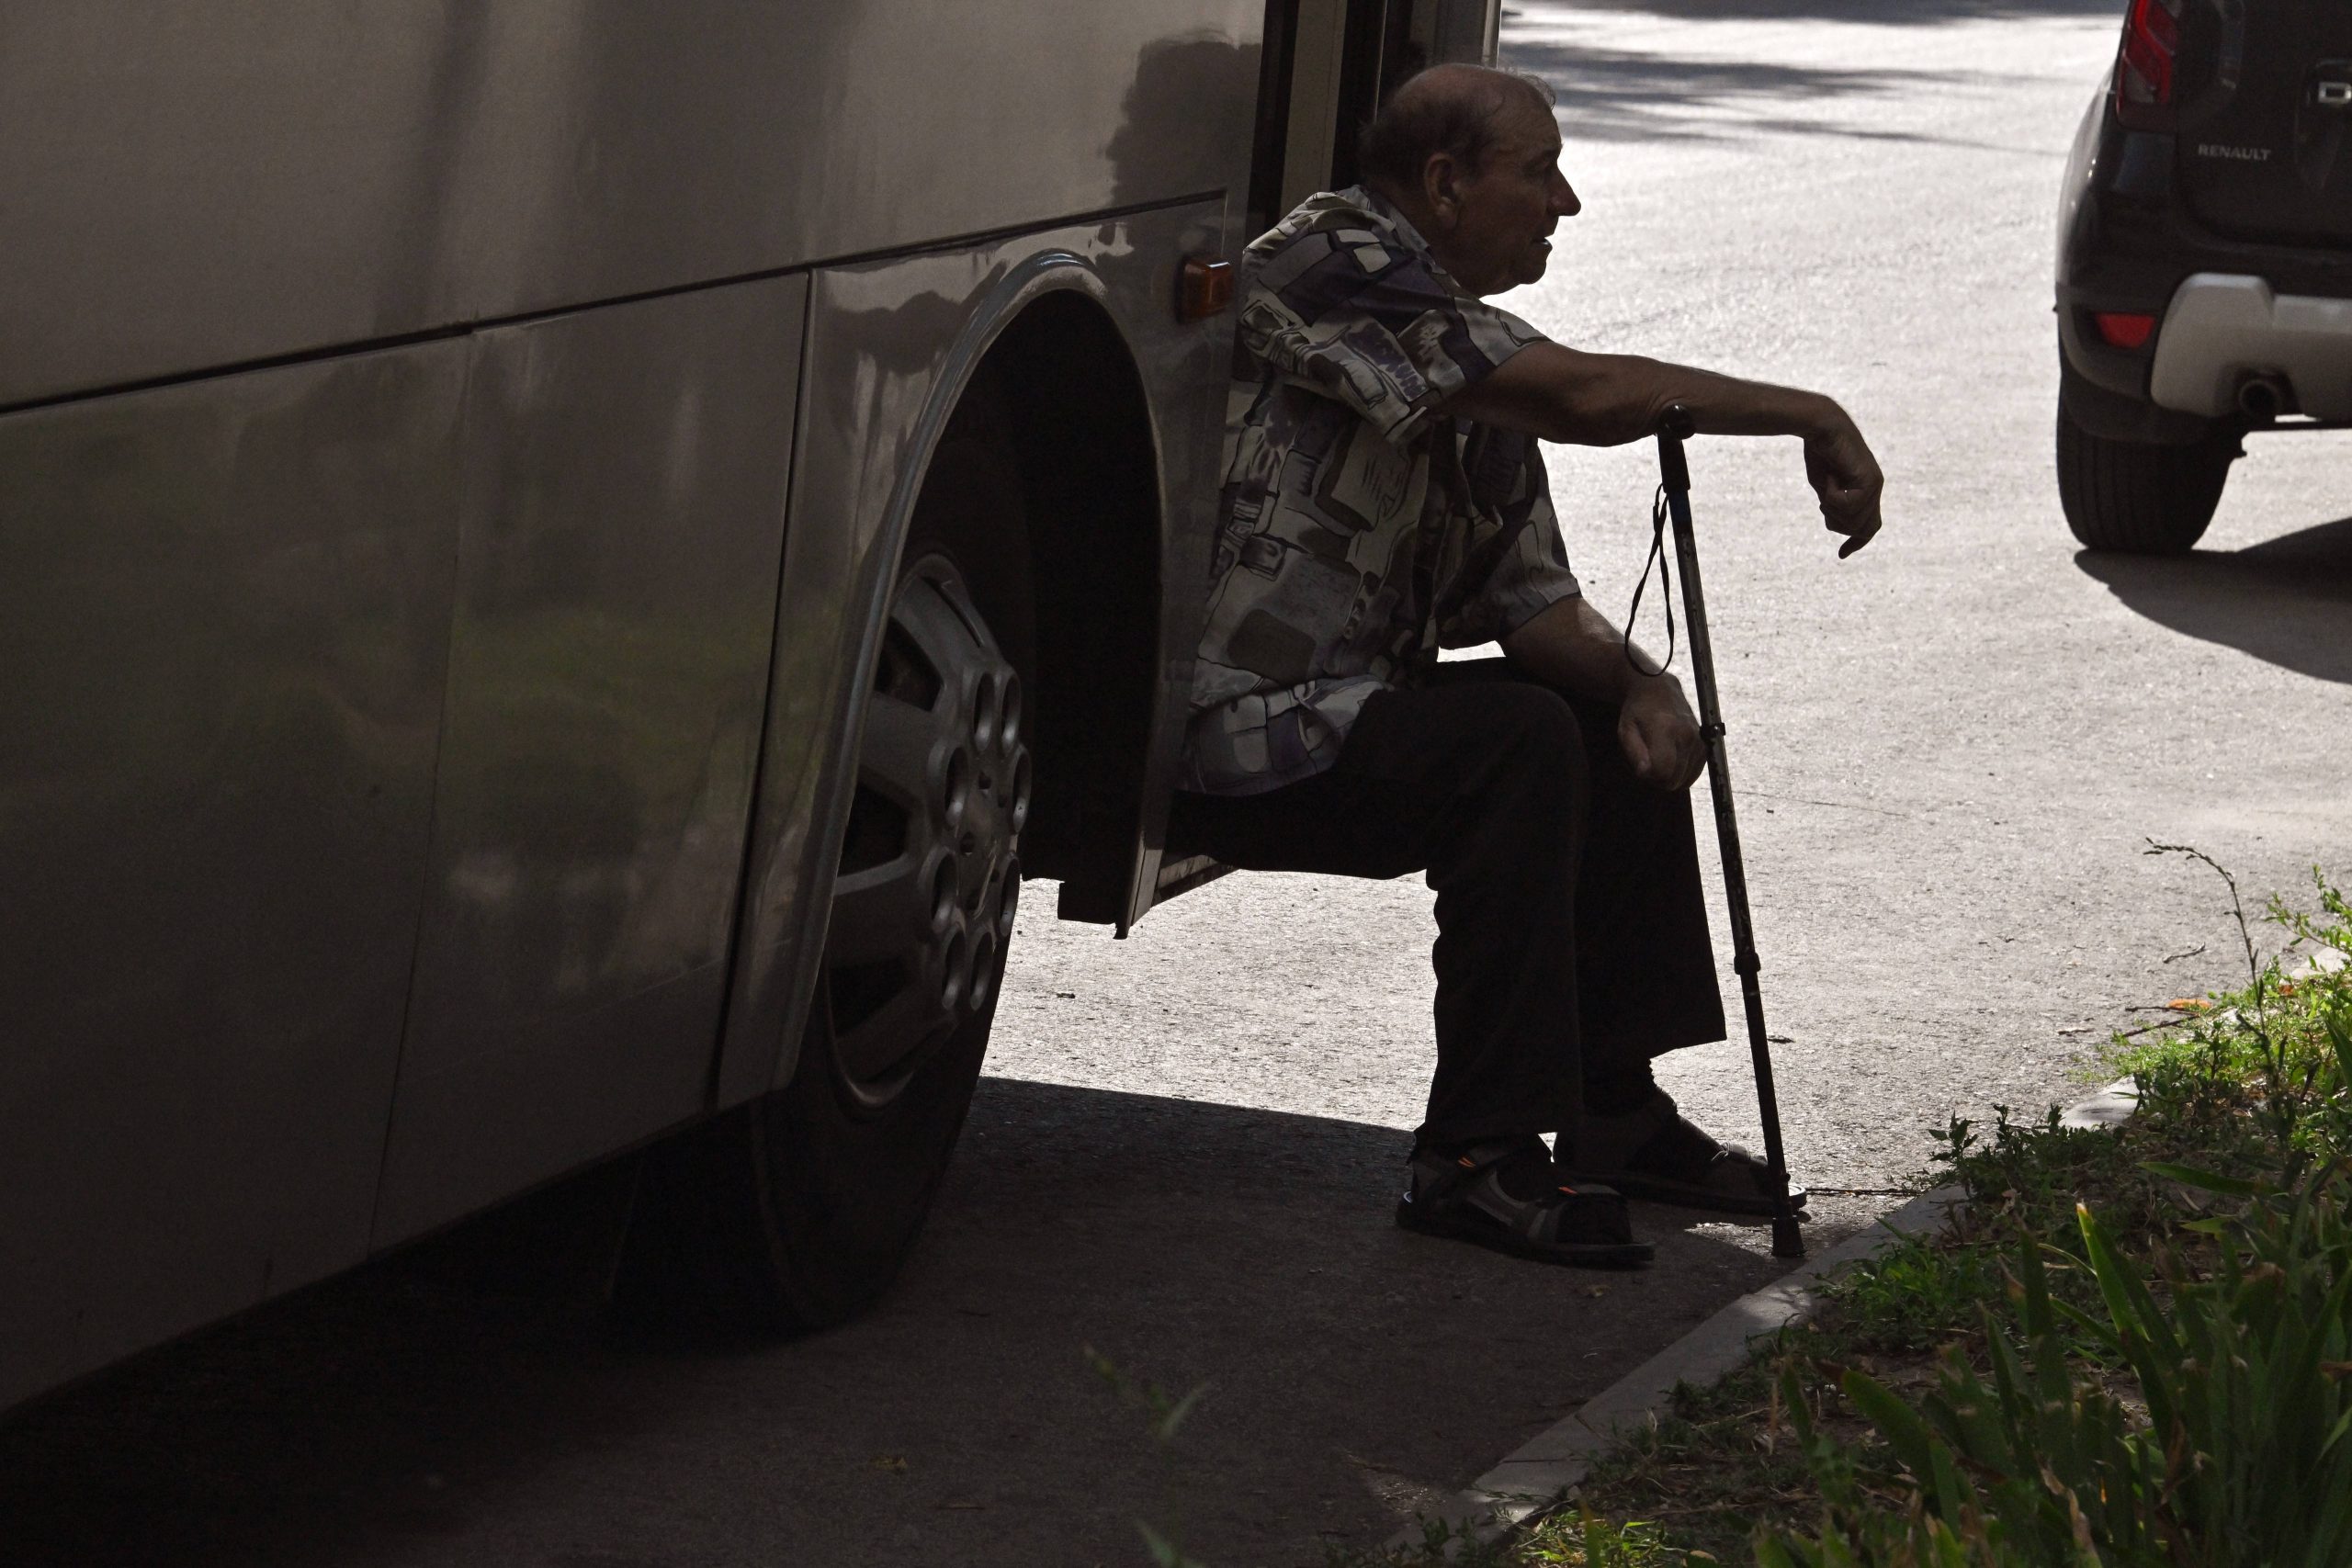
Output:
[0, 2, 1263, 410]
[713, 201, 1231, 1106]
[0, 343, 467, 1411]
[370, 276, 808, 1247]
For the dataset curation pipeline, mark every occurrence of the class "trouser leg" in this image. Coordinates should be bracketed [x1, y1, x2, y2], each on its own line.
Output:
[1170, 677, 1589, 1145]
[1400, 681, 1594, 1145]
[1169, 661, 1724, 1150]
[1419, 661, 1727, 1121]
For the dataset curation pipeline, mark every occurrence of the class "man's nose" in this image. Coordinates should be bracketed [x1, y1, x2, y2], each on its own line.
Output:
[1552, 175, 1581, 219]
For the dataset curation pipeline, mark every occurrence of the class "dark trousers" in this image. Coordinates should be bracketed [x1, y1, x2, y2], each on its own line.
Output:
[1169, 659, 1725, 1153]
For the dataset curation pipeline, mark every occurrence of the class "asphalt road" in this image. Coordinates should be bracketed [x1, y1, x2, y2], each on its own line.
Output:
[7, 4, 2348, 1565]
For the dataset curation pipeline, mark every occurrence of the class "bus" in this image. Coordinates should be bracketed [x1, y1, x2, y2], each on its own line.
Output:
[0, 0, 1500, 1412]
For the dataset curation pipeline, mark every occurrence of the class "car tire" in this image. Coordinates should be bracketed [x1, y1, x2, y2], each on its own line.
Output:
[617, 417, 1033, 1333]
[2055, 398, 2238, 555]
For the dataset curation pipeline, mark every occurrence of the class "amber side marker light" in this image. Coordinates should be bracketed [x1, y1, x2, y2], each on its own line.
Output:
[2094, 310, 2156, 349]
[1179, 256, 1235, 321]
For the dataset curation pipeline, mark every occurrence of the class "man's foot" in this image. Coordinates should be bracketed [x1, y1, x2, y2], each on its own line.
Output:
[1396, 1137, 1654, 1268]
[1575, 1092, 1808, 1218]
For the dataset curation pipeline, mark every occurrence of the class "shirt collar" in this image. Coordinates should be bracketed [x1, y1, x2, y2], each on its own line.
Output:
[1346, 184, 1465, 296]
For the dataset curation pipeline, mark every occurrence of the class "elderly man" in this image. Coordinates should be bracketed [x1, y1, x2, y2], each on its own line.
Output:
[1170, 63, 1883, 1268]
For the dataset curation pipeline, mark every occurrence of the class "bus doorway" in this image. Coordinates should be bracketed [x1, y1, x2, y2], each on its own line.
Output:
[1252, 0, 1500, 233]
[1146, 0, 1499, 916]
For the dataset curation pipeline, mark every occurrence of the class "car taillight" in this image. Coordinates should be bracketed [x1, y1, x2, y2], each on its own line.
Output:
[2114, 0, 2182, 130]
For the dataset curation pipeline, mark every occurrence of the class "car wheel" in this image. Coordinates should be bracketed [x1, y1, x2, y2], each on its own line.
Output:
[2055, 399, 2238, 555]
[618, 428, 1032, 1331]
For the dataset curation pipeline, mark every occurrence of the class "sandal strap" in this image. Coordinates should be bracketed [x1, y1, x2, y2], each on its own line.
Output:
[1625, 1107, 1733, 1175]
[1522, 1180, 1633, 1247]
[1623, 1115, 1786, 1201]
[1409, 1136, 1541, 1202]
[1457, 1168, 1633, 1247]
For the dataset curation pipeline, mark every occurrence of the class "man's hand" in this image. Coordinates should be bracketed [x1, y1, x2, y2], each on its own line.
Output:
[1498, 602, 1705, 790]
[1801, 412, 1884, 558]
[1617, 672, 1706, 790]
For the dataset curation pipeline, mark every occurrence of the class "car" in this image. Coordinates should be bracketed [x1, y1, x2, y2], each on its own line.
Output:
[2053, 0, 2352, 554]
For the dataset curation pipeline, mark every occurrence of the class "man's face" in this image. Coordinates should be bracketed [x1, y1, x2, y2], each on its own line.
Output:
[1437, 95, 1581, 296]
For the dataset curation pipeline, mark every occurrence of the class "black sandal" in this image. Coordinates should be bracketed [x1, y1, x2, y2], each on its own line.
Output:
[1396, 1139, 1654, 1269]
[1581, 1094, 1808, 1218]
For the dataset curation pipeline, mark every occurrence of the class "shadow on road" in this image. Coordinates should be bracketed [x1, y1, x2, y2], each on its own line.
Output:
[2077, 514, 2352, 686]
[1500, 0, 2109, 145]
[1509, 44, 1946, 144]
[0, 1078, 1810, 1568]
[1510, 0, 2117, 22]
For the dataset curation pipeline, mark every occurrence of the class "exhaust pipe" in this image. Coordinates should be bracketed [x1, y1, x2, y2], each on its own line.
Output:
[2236, 373, 2290, 423]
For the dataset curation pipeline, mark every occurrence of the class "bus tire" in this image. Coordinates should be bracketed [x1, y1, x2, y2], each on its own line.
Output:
[620, 424, 1032, 1331]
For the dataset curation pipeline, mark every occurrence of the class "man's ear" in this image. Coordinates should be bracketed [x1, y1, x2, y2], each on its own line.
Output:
[1421, 152, 1464, 229]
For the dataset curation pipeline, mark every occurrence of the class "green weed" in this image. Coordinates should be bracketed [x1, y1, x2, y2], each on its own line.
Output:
[1756, 863, 2352, 1565]
[1334, 1508, 1684, 1567]
[1089, 1346, 1214, 1568]
[1139, 863, 2352, 1565]
[1534, 863, 2352, 1567]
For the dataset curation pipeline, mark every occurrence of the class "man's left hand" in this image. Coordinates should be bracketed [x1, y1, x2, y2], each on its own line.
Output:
[1618, 673, 1706, 790]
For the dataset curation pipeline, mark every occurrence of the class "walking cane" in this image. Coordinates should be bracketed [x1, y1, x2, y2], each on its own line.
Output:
[1654, 404, 1806, 1260]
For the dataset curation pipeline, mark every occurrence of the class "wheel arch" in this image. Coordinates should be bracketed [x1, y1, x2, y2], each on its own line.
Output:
[731, 249, 1173, 1102]
[849, 265, 1167, 928]
[971, 291, 1164, 922]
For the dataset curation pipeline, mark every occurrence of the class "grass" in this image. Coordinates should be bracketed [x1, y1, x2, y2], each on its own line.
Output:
[1317, 862, 2352, 1567]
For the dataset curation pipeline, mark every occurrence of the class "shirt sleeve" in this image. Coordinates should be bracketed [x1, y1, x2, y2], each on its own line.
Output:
[1238, 224, 1544, 447]
[1442, 458, 1582, 648]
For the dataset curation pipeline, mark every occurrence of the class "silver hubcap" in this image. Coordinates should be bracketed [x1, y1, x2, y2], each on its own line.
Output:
[826, 556, 1029, 1100]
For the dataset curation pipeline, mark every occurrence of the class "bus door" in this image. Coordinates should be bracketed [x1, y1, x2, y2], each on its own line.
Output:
[1141, 0, 1499, 924]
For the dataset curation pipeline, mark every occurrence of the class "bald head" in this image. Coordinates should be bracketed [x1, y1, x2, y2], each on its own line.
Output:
[1351, 63, 1577, 296]
[1356, 64, 1557, 199]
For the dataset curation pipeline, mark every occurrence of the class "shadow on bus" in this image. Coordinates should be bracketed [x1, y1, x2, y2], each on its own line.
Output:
[0, 1077, 1811, 1568]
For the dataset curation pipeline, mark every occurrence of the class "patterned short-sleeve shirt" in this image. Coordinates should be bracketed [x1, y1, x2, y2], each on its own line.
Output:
[1182, 186, 1582, 796]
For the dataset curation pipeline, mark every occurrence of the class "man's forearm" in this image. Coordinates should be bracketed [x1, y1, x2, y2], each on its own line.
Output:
[1449, 342, 1844, 449]
[1496, 594, 1666, 705]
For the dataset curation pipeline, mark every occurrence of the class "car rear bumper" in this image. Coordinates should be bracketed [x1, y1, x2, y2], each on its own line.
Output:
[2149, 273, 2352, 419]
[2055, 95, 2352, 435]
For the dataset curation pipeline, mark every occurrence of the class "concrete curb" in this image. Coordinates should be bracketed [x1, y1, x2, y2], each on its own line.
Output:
[1394, 1077, 2141, 1554]
[1390, 1187, 1963, 1551]
[2058, 1077, 2142, 1132]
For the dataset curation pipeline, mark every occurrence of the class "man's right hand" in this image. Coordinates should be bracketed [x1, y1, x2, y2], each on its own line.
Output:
[1444, 343, 1887, 556]
[1801, 412, 1883, 558]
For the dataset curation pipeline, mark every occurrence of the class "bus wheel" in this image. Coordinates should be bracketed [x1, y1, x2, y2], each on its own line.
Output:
[618, 433, 1031, 1331]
